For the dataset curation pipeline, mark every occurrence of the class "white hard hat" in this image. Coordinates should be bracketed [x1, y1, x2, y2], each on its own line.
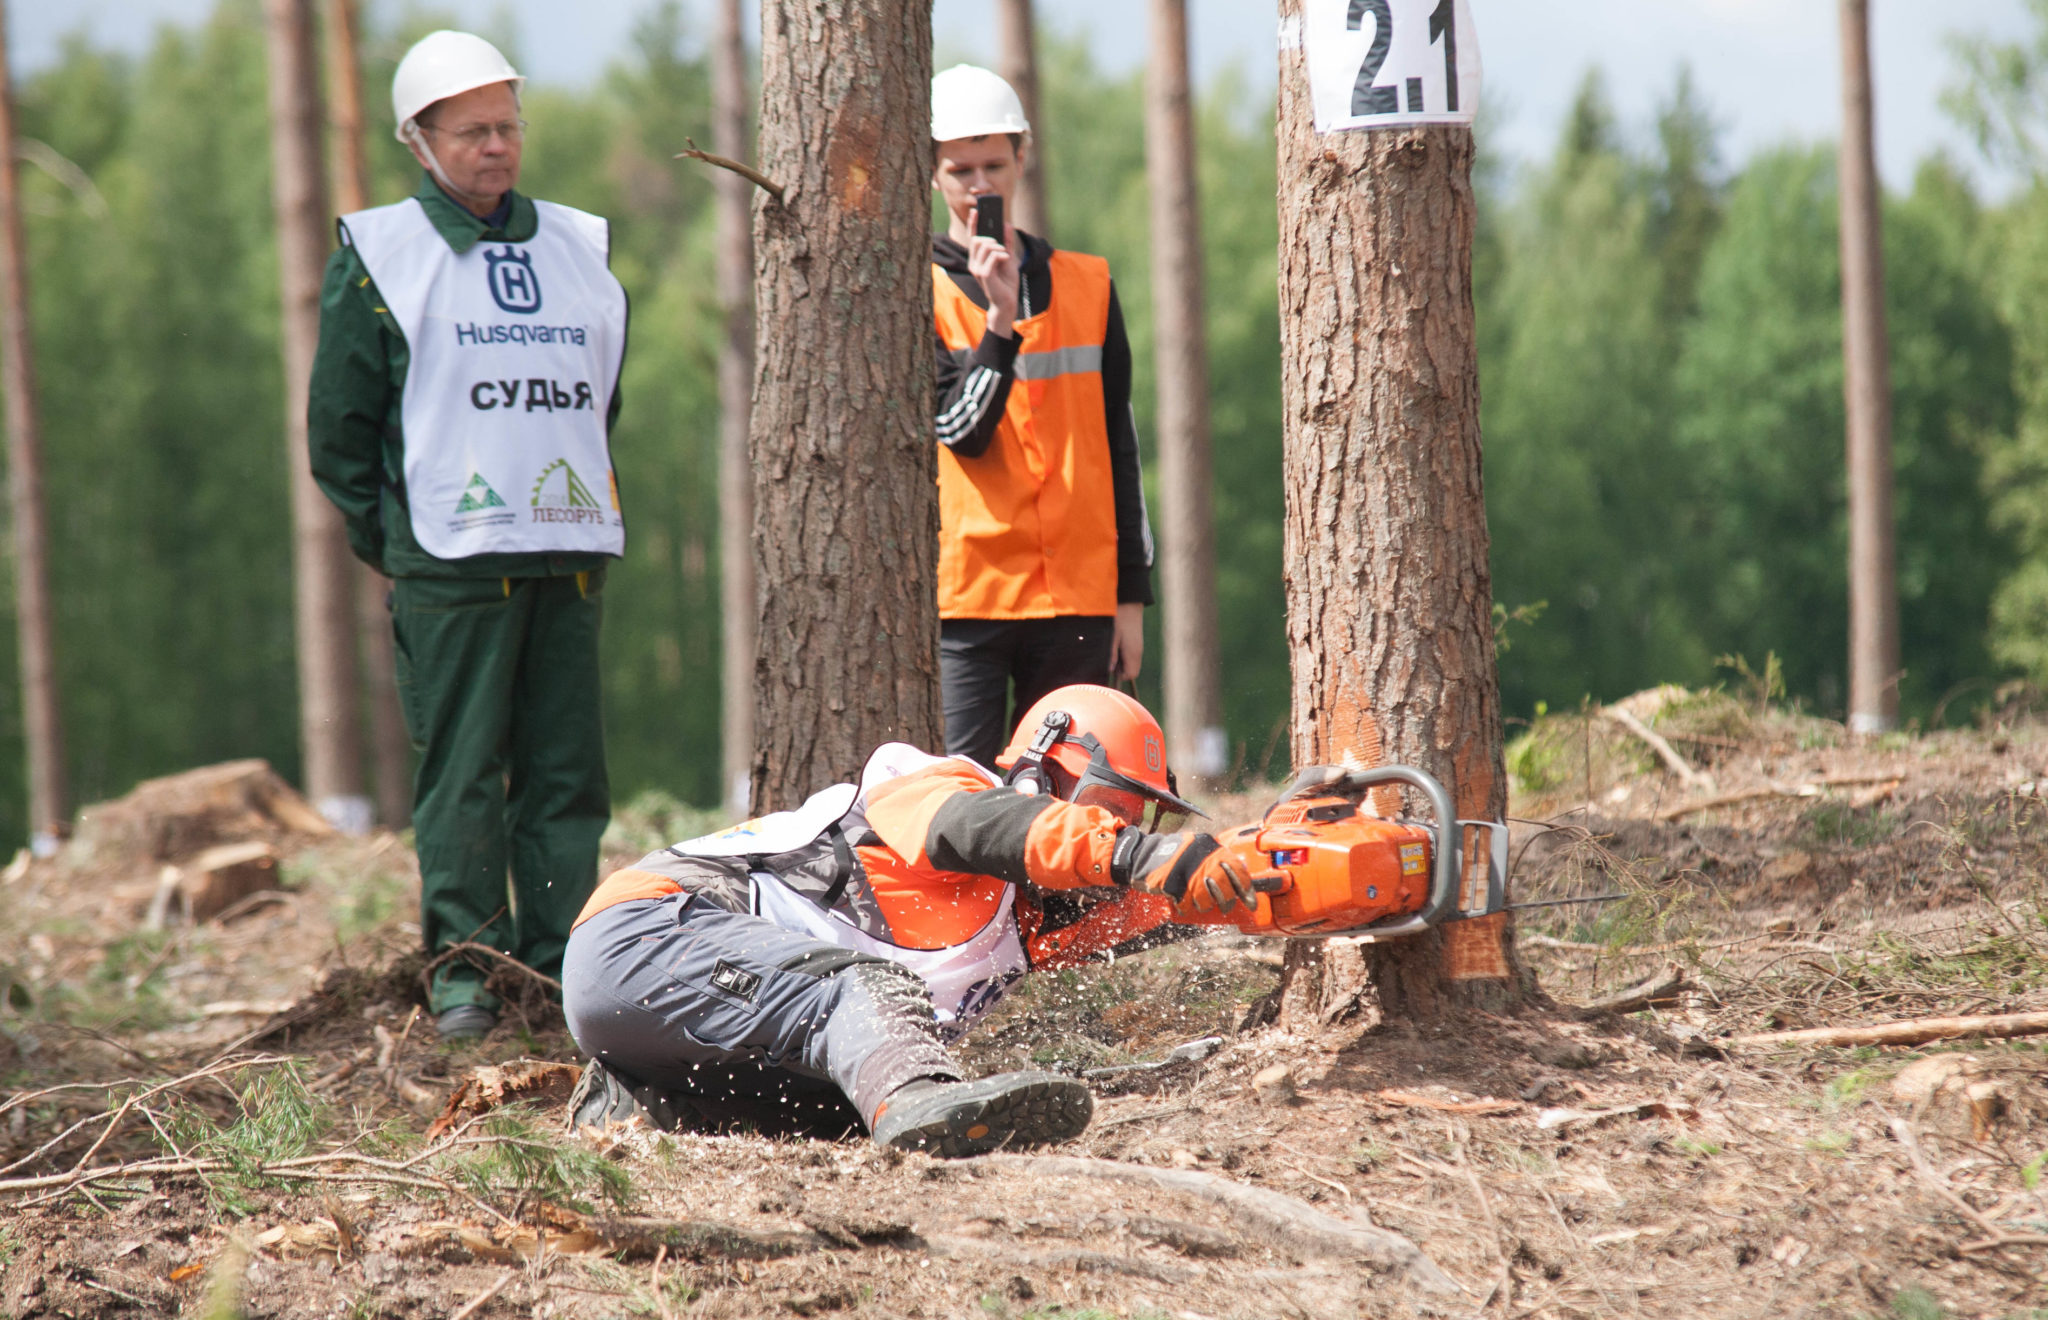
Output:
[931, 64, 1030, 143]
[391, 30, 524, 143]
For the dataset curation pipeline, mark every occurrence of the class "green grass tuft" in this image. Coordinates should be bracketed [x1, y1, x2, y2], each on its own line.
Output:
[163, 1061, 331, 1216]
[436, 1107, 632, 1212]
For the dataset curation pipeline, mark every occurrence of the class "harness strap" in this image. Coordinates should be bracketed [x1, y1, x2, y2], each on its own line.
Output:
[819, 823, 858, 909]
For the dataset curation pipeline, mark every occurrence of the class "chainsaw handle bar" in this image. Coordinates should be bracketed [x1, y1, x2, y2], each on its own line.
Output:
[1265, 764, 1461, 939]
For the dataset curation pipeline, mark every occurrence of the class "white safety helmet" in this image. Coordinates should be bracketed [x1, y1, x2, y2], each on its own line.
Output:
[931, 64, 1030, 143]
[391, 30, 524, 143]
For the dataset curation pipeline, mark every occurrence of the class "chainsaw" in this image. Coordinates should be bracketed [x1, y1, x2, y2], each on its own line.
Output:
[1192, 765, 1510, 939]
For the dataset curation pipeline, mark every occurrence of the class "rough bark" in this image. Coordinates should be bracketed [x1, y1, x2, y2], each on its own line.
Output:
[1146, 0, 1224, 785]
[996, 0, 1050, 238]
[1838, 0, 1898, 734]
[1273, 0, 1513, 1021]
[750, 0, 940, 810]
[0, 0, 68, 854]
[263, 0, 367, 830]
[715, 0, 758, 816]
[323, 0, 410, 828]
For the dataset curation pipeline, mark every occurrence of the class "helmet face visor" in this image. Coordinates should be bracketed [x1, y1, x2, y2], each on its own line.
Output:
[1071, 764, 1198, 834]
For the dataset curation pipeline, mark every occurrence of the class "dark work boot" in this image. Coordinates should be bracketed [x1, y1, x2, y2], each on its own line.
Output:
[435, 1004, 497, 1040]
[566, 1059, 646, 1132]
[870, 1072, 1092, 1158]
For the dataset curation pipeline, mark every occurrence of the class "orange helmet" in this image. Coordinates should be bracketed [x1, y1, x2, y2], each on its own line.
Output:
[996, 685, 1203, 833]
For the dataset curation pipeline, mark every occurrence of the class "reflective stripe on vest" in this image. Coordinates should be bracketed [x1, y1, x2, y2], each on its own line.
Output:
[340, 198, 627, 560]
[932, 251, 1118, 619]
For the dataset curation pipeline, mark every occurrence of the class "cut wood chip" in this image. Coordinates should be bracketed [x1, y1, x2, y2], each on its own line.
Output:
[1375, 1089, 1518, 1116]
[1536, 1099, 1699, 1132]
[254, 1222, 343, 1258]
[426, 1059, 584, 1139]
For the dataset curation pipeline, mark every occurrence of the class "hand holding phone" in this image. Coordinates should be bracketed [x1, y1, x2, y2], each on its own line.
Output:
[974, 194, 1005, 242]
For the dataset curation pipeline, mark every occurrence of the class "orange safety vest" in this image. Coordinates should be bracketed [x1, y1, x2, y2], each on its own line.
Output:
[931, 251, 1119, 620]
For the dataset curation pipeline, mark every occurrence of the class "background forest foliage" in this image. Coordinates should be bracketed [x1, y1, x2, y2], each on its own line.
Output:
[2, 0, 2047, 846]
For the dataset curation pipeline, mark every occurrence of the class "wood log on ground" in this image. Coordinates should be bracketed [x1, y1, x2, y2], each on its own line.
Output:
[1576, 962, 1688, 1016]
[1599, 707, 1712, 790]
[1732, 1011, 2048, 1049]
[176, 842, 279, 924]
[72, 759, 333, 868]
[983, 1154, 1458, 1292]
[1657, 774, 1904, 822]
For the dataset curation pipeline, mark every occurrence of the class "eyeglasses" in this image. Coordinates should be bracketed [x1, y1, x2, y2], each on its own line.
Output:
[425, 118, 527, 148]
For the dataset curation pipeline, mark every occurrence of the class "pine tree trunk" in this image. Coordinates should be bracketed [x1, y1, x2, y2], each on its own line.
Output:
[750, 0, 940, 810]
[263, 0, 368, 832]
[1146, 0, 1225, 786]
[1837, 0, 1898, 734]
[0, 0, 68, 854]
[715, 0, 758, 816]
[323, 0, 410, 829]
[996, 0, 1049, 238]
[1274, 0, 1513, 1022]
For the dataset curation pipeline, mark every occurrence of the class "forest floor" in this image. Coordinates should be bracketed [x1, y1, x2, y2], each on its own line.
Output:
[5, 690, 2048, 1319]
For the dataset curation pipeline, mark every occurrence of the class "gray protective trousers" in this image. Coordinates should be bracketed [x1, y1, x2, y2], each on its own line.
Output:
[561, 893, 962, 1135]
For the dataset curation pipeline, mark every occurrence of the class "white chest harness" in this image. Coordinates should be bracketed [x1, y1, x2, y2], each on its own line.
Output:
[669, 746, 1031, 1041]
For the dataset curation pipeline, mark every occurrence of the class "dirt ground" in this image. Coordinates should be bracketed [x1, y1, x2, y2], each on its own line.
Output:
[5, 696, 2048, 1319]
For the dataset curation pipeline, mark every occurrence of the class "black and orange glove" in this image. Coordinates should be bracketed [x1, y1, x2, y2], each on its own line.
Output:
[1110, 829, 1256, 920]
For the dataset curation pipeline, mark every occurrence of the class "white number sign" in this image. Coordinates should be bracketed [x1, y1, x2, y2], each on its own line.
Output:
[1297, 0, 1482, 134]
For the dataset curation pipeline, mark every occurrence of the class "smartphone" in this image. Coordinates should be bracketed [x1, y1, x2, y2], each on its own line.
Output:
[973, 194, 1005, 242]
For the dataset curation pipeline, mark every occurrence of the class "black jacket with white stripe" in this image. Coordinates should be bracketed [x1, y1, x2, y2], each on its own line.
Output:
[931, 232, 1155, 609]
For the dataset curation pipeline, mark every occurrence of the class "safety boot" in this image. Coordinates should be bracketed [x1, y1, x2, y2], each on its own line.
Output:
[567, 1059, 647, 1132]
[870, 1071, 1092, 1158]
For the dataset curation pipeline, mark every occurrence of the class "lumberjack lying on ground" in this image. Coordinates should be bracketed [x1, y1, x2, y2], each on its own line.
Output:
[561, 684, 1256, 1158]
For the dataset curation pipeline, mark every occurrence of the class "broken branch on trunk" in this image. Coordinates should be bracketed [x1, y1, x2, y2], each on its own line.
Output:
[675, 138, 785, 202]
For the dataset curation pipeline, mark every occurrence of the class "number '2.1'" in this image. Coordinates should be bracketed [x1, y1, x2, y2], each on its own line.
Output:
[1348, 0, 1460, 118]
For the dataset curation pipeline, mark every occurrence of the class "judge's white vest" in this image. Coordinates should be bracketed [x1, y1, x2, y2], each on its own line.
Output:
[670, 745, 1032, 1042]
[339, 198, 627, 560]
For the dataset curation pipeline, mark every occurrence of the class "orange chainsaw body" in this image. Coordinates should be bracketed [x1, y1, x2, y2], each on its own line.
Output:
[1208, 795, 1436, 936]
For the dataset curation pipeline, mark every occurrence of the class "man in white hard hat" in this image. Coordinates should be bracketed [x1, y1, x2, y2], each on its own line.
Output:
[928, 65, 1156, 772]
[308, 31, 630, 1040]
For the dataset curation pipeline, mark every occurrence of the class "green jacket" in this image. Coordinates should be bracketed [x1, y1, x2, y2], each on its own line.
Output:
[307, 174, 624, 579]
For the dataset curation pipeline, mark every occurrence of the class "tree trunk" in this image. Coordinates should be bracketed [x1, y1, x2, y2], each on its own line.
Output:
[749, 0, 940, 810]
[263, 0, 368, 832]
[0, 0, 68, 855]
[1146, 0, 1225, 787]
[1273, 0, 1512, 1023]
[1837, 0, 1898, 735]
[323, 0, 411, 829]
[996, 0, 1050, 238]
[715, 0, 758, 817]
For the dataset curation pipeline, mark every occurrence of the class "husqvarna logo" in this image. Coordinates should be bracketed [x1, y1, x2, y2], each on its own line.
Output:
[484, 245, 542, 314]
[1144, 734, 1162, 772]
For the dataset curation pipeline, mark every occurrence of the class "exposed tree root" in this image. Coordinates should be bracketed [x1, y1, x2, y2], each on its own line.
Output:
[981, 1154, 1461, 1293]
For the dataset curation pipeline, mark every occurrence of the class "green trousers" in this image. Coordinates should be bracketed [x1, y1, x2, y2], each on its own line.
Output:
[392, 571, 610, 1012]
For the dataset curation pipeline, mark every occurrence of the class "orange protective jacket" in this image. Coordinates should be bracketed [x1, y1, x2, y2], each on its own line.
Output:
[932, 252, 1121, 620]
[575, 755, 1182, 969]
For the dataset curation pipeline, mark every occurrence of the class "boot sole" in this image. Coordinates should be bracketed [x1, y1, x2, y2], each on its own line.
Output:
[878, 1076, 1093, 1158]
